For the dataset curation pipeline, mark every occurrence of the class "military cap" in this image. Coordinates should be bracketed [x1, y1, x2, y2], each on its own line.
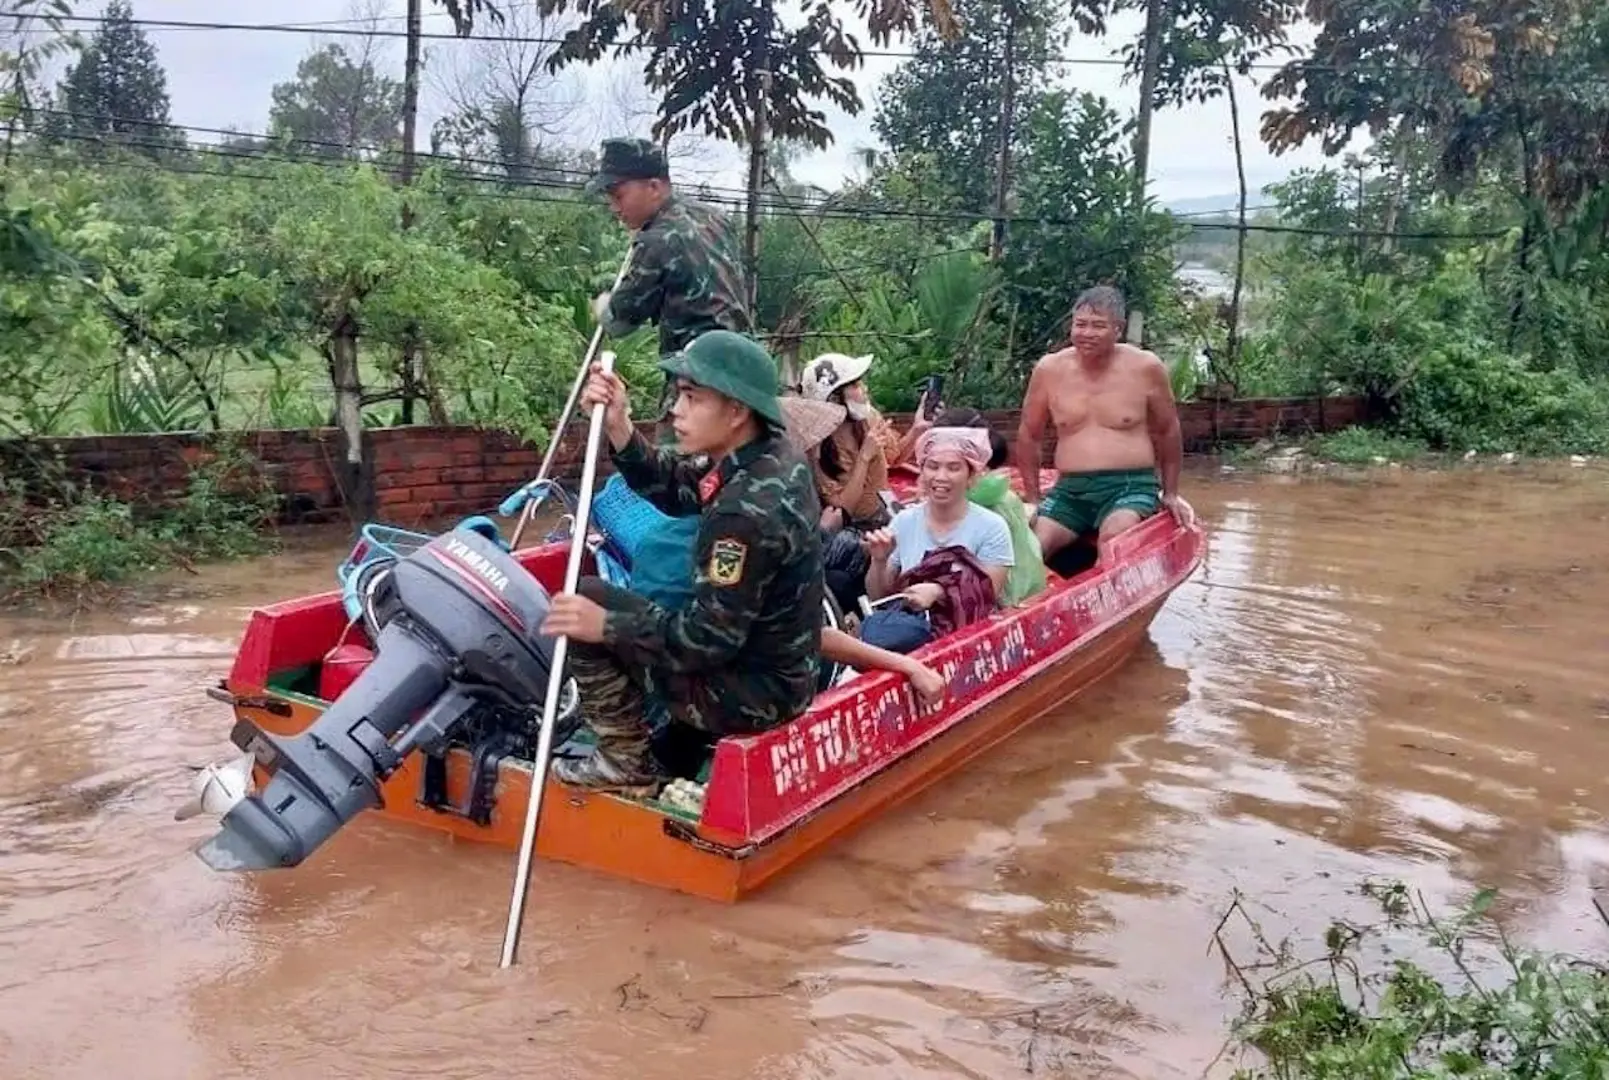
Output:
[659, 330, 785, 428]
[586, 136, 671, 194]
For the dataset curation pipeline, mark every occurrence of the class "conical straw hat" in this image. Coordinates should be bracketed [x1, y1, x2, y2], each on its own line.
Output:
[779, 395, 847, 455]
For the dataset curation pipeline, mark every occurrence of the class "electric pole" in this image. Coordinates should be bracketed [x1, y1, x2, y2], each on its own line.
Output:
[399, 0, 423, 423]
[990, 0, 1018, 261]
[743, 3, 773, 314]
[1128, 0, 1168, 344]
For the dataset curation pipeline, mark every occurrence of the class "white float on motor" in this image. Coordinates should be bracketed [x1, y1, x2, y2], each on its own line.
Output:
[174, 752, 255, 822]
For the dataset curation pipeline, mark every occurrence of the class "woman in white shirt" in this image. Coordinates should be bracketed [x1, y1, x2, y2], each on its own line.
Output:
[862, 427, 1015, 608]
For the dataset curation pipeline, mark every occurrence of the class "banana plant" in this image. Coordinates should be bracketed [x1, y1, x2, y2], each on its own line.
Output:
[85, 349, 208, 434]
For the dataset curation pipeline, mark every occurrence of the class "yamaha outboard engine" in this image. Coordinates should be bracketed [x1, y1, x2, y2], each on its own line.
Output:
[194, 527, 564, 872]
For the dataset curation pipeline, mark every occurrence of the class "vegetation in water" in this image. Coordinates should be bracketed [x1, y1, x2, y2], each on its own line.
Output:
[0, 0, 1605, 585]
[0, 444, 279, 602]
[1304, 427, 1432, 466]
[1214, 880, 1609, 1079]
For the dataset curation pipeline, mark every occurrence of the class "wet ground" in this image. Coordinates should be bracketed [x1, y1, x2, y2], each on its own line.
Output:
[2, 465, 1608, 1079]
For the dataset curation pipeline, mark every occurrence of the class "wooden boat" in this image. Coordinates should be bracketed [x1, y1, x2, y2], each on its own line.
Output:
[209, 467, 1203, 901]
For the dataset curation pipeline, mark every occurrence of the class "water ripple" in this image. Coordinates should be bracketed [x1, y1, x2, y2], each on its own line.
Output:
[3, 469, 1609, 1079]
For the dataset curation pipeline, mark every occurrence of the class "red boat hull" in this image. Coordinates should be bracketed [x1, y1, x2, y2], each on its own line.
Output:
[213, 471, 1203, 900]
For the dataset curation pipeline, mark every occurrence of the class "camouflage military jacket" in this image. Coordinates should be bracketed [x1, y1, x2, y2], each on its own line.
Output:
[600, 429, 824, 730]
[602, 194, 753, 357]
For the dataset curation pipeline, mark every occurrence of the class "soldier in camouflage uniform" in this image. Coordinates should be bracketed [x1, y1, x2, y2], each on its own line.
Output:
[540, 330, 824, 790]
[586, 137, 753, 424]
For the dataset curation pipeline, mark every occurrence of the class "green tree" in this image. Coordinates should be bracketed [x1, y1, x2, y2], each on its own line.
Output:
[1041, 0, 1293, 207]
[0, 0, 80, 160]
[533, 0, 959, 149]
[872, 0, 1064, 212]
[1259, 0, 1609, 355]
[268, 43, 404, 159]
[46, 0, 176, 154]
[1004, 90, 1179, 360]
[1260, 0, 1607, 220]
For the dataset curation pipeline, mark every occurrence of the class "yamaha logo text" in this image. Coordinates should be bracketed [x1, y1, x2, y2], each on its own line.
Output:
[443, 537, 510, 592]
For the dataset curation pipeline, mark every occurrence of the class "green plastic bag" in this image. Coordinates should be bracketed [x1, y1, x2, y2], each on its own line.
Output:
[967, 471, 1047, 606]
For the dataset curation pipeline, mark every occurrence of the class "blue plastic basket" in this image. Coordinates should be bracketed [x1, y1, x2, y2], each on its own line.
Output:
[336, 518, 512, 624]
[337, 524, 433, 586]
[589, 474, 671, 567]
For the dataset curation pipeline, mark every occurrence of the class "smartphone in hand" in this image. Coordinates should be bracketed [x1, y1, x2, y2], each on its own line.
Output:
[921, 373, 945, 420]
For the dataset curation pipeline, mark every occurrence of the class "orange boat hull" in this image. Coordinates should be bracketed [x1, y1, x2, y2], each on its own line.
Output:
[234, 595, 1162, 901]
[212, 477, 1202, 902]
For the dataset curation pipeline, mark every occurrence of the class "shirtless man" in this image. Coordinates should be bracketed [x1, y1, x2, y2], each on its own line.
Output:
[1014, 285, 1194, 562]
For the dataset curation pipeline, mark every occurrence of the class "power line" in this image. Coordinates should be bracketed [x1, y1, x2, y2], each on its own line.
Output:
[28, 105, 1296, 228]
[254, 0, 547, 31]
[49, 11, 1526, 77]
[9, 130, 1512, 241]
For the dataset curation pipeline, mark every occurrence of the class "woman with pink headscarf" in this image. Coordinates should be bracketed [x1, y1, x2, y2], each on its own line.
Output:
[862, 426, 1015, 611]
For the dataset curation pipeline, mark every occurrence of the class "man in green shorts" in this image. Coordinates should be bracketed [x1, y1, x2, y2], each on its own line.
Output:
[1014, 285, 1195, 562]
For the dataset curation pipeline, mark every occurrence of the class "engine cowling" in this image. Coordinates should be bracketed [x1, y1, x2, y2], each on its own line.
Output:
[193, 527, 564, 871]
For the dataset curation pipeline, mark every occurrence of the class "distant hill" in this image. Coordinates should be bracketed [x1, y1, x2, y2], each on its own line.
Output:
[1163, 181, 1293, 217]
[1164, 193, 1244, 216]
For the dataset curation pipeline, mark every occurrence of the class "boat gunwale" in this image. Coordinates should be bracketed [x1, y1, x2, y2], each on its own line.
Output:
[222, 513, 1201, 853]
[698, 512, 1200, 842]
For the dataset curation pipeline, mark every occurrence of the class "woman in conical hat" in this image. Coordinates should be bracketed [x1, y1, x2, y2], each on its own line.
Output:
[777, 394, 847, 458]
[785, 362, 906, 615]
[795, 352, 905, 533]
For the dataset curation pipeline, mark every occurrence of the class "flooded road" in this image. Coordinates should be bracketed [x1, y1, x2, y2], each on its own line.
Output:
[3, 466, 1609, 1079]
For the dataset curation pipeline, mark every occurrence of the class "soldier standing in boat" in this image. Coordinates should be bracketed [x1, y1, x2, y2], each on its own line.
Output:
[1014, 285, 1196, 562]
[587, 137, 754, 430]
[539, 330, 824, 791]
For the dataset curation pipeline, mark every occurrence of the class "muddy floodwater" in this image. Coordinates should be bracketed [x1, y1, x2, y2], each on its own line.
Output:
[3, 466, 1609, 1079]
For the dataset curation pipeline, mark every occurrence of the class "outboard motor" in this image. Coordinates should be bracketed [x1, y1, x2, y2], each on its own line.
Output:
[193, 527, 564, 872]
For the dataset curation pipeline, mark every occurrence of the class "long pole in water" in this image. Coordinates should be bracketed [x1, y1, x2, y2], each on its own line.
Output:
[499, 349, 617, 968]
[509, 240, 636, 549]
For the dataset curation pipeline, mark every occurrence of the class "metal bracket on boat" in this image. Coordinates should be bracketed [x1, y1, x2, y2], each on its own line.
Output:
[417, 733, 515, 826]
[205, 683, 293, 717]
[661, 817, 756, 860]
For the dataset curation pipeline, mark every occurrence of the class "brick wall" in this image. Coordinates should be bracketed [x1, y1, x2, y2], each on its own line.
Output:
[0, 395, 1367, 528]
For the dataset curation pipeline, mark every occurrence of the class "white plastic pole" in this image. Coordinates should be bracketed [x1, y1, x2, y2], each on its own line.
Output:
[509, 240, 636, 548]
[498, 349, 617, 968]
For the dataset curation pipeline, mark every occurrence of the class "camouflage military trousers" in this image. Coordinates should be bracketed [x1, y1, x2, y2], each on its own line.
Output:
[653, 373, 679, 447]
[569, 578, 756, 764]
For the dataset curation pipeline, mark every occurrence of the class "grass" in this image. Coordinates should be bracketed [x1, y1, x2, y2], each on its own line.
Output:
[1213, 427, 1442, 470]
[1307, 427, 1432, 465]
[0, 445, 281, 604]
[1214, 880, 1609, 1079]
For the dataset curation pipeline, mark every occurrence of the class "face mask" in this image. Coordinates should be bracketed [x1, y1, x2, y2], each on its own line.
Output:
[846, 400, 871, 421]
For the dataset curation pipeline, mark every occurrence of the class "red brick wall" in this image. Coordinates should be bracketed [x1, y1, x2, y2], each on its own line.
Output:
[0, 395, 1366, 527]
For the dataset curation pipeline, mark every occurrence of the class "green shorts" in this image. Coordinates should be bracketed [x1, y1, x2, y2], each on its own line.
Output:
[1037, 468, 1161, 536]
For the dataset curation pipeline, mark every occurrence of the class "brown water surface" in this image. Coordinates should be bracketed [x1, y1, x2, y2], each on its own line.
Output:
[3, 467, 1609, 1079]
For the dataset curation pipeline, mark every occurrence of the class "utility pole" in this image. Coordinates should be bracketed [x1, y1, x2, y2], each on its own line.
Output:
[399, 0, 423, 423]
[1223, 60, 1247, 391]
[1127, 0, 1167, 345]
[1355, 160, 1367, 265]
[1132, 0, 1165, 211]
[990, 0, 1017, 261]
[743, 3, 772, 315]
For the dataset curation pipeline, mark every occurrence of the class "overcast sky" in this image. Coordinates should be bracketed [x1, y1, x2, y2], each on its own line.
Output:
[103, 0, 1350, 205]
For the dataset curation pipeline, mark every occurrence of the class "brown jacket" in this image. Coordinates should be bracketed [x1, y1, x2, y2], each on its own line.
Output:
[809, 408, 902, 528]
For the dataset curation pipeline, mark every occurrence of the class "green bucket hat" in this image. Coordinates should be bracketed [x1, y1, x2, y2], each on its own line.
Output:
[585, 136, 670, 195]
[659, 330, 785, 428]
